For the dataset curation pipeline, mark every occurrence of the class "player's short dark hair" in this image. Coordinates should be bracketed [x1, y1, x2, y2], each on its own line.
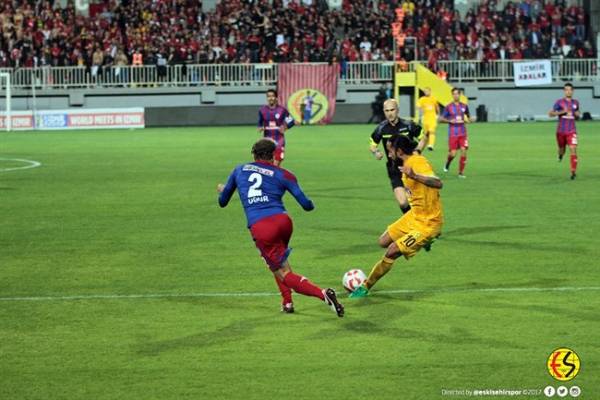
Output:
[266, 88, 277, 97]
[564, 83, 574, 89]
[451, 87, 460, 94]
[390, 135, 416, 154]
[252, 139, 276, 161]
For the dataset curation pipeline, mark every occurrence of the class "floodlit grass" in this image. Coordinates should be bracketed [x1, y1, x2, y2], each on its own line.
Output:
[1, 123, 599, 399]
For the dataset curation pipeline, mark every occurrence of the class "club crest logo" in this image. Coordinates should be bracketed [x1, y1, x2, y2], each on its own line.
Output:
[547, 347, 580, 382]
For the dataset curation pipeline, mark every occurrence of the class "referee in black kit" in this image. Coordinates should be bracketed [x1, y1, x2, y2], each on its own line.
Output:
[369, 99, 428, 214]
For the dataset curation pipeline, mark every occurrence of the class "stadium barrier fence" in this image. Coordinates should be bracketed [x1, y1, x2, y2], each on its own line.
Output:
[0, 59, 597, 89]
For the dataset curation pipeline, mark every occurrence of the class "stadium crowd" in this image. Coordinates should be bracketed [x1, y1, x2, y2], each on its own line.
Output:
[0, 0, 593, 71]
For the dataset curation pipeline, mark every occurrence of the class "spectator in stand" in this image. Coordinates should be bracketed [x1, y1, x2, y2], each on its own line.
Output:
[114, 48, 128, 85]
[91, 46, 104, 81]
[156, 50, 168, 82]
[0, 0, 592, 73]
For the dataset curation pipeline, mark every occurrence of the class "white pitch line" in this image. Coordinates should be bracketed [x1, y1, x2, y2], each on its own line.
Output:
[381, 286, 600, 294]
[0, 292, 279, 302]
[1, 286, 599, 302]
[0, 158, 42, 172]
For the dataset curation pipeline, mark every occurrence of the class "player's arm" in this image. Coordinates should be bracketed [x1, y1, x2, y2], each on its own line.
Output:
[549, 102, 566, 117]
[464, 105, 473, 123]
[408, 122, 427, 153]
[369, 138, 384, 159]
[217, 168, 238, 207]
[369, 127, 384, 160]
[416, 108, 423, 124]
[282, 172, 315, 211]
[574, 102, 581, 119]
[434, 100, 440, 115]
[402, 164, 443, 189]
[416, 99, 423, 118]
[257, 111, 265, 133]
[548, 110, 564, 117]
[283, 109, 295, 130]
[439, 107, 452, 123]
[416, 134, 428, 153]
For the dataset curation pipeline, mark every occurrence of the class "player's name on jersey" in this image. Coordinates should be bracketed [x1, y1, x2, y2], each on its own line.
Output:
[248, 195, 270, 204]
[243, 164, 275, 176]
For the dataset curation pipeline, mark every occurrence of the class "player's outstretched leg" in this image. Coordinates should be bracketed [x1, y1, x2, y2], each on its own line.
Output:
[274, 275, 294, 313]
[427, 130, 436, 151]
[323, 288, 345, 317]
[444, 150, 456, 172]
[350, 255, 399, 298]
[458, 148, 467, 178]
[275, 263, 344, 317]
[366, 256, 395, 291]
[273, 144, 285, 167]
[568, 144, 577, 180]
[350, 232, 401, 298]
[558, 146, 565, 162]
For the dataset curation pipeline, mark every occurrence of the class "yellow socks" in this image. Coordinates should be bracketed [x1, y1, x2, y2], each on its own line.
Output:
[365, 257, 395, 290]
[428, 132, 436, 147]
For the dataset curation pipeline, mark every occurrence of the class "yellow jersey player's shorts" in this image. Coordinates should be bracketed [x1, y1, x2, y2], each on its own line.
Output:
[387, 212, 442, 259]
[422, 117, 438, 133]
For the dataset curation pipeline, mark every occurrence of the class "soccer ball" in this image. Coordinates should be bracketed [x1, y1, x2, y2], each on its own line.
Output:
[343, 269, 367, 292]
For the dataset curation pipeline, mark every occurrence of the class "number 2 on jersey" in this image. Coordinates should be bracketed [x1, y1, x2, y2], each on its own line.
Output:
[248, 173, 263, 198]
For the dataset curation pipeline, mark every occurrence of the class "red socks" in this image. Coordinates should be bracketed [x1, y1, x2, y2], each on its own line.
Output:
[459, 155, 467, 175]
[282, 272, 325, 300]
[570, 154, 578, 173]
[445, 155, 454, 169]
[274, 276, 293, 305]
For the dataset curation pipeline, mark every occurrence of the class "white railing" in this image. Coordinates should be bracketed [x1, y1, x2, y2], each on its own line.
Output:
[0, 62, 396, 89]
[0, 59, 597, 89]
[343, 61, 396, 83]
[0, 64, 280, 89]
[438, 59, 598, 82]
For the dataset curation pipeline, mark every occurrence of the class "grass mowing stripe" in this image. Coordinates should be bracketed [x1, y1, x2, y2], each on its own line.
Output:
[2, 124, 599, 399]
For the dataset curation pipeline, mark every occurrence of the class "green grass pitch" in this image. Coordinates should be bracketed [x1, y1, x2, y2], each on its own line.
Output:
[1, 123, 599, 399]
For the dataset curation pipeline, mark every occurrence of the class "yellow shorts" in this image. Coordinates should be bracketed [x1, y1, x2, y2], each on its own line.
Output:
[422, 119, 437, 133]
[387, 213, 442, 259]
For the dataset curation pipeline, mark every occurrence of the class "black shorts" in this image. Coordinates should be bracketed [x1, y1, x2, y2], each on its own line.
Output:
[386, 160, 404, 189]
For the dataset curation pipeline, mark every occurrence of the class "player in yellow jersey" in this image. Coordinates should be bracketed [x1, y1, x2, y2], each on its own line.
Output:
[350, 135, 443, 297]
[416, 87, 440, 151]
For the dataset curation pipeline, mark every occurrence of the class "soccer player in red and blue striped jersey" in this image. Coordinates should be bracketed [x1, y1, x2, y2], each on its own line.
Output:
[440, 88, 471, 178]
[217, 138, 344, 317]
[258, 89, 295, 166]
[549, 83, 580, 179]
